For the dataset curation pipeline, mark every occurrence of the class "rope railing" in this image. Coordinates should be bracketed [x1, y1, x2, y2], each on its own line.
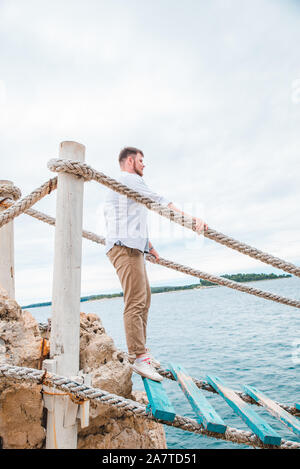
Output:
[0, 177, 57, 229]
[0, 363, 299, 449]
[1, 145, 299, 450]
[47, 158, 300, 278]
[0, 196, 298, 310]
[19, 206, 300, 310]
[0, 160, 299, 280]
[145, 255, 300, 309]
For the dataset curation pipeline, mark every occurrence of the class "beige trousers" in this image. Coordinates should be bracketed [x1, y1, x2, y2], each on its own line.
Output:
[107, 245, 151, 357]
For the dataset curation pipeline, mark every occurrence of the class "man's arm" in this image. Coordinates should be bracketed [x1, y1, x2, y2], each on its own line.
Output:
[134, 177, 207, 257]
[168, 202, 208, 233]
[125, 176, 207, 232]
[148, 204, 207, 262]
[148, 240, 160, 261]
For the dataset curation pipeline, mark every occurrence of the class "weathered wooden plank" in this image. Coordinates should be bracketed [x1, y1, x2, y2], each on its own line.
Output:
[168, 363, 226, 433]
[206, 375, 281, 445]
[142, 377, 176, 422]
[244, 385, 300, 437]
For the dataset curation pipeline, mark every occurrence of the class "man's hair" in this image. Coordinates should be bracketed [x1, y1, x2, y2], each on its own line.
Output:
[118, 147, 143, 166]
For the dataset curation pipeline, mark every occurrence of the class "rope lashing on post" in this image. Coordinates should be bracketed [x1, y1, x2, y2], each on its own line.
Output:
[2, 203, 295, 309]
[47, 158, 300, 278]
[0, 364, 299, 449]
[42, 389, 87, 405]
[0, 182, 22, 201]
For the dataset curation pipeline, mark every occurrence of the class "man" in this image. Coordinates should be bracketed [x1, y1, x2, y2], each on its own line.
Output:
[104, 147, 207, 382]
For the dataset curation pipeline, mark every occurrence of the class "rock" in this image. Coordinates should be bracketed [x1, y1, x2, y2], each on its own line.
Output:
[0, 291, 167, 449]
[0, 287, 45, 448]
[0, 381, 45, 449]
[79, 312, 132, 398]
[0, 290, 41, 368]
[77, 313, 166, 449]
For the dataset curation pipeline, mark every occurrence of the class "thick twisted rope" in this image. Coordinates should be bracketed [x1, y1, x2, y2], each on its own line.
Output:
[47, 158, 300, 278]
[0, 364, 299, 449]
[2, 184, 298, 421]
[0, 182, 22, 201]
[145, 255, 300, 309]
[1, 159, 298, 279]
[1, 187, 299, 413]
[0, 169, 297, 444]
[17, 205, 300, 309]
[0, 178, 57, 229]
[40, 322, 300, 416]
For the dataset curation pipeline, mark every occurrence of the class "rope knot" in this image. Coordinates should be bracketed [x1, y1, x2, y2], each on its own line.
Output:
[47, 158, 94, 181]
[0, 182, 22, 202]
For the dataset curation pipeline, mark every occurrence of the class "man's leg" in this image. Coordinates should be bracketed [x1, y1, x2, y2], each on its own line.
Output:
[107, 245, 148, 357]
[142, 262, 161, 368]
[107, 245, 162, 382]
[142, 262, 151, 345]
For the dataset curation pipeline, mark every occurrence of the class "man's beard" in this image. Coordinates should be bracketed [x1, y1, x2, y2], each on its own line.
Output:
[133, 160, 143, 176]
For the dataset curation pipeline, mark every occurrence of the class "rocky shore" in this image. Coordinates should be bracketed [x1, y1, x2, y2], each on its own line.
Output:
[0, 285, 166, 449]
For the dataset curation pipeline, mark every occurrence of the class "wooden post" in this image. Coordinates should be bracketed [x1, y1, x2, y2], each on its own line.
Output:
[46, 141, 85, 449]
[0, 180, 16, 299]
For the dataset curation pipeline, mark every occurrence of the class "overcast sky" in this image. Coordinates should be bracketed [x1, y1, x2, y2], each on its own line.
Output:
[0, 0, 300, 304]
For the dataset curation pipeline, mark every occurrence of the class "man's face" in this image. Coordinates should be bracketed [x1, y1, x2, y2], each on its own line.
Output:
[133, 152, 145, 177]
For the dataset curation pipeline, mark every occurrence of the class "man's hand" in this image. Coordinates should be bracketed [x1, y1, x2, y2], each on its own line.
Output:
[193, 217, 208, 234]
[149, 247, 160, 262]
[168, 202, 208, 235]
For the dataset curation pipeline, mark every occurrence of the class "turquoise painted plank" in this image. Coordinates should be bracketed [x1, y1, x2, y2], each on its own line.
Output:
[244, 385, 300, 437]
[206, 375, 281, 446]
[296, 404, 300, 411]
[168, 363, 226, 433]
[142, 377, 176, 422]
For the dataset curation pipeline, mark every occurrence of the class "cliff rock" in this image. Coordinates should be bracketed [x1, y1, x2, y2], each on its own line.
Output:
[0, 288, 166, 449]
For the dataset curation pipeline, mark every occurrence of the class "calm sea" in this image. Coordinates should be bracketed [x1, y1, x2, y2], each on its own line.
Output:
[30, 276, 300, 449]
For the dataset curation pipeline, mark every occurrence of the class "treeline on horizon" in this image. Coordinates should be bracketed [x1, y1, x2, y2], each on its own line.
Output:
[199, 272, 292, 286]
[22, 285, 199, 308]
[21, 272, 292, 309]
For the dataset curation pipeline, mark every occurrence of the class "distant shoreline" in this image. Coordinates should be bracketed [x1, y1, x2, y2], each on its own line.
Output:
[21, 273, 292, 309]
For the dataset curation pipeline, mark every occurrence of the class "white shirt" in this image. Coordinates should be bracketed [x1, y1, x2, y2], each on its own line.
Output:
[104, 172, 170, 254]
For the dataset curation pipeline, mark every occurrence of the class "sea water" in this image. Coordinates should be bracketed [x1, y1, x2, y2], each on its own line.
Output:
[30, 276, 300, 449]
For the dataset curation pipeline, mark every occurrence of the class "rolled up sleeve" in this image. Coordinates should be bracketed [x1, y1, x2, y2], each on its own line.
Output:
[133, 177, 171, 206]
